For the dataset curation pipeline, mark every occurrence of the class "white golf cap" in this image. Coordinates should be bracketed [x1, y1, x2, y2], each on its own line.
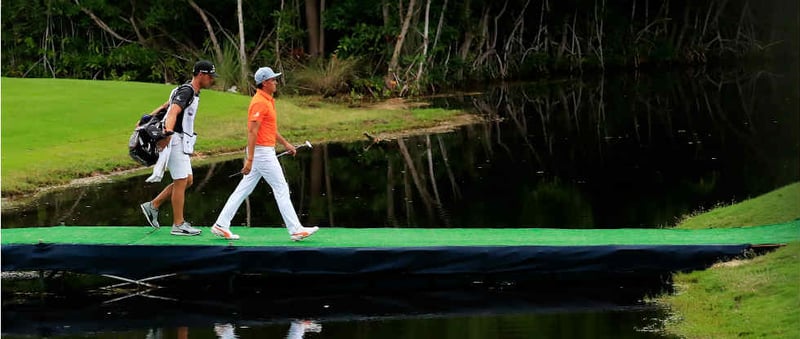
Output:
[254, 67, 282, 84]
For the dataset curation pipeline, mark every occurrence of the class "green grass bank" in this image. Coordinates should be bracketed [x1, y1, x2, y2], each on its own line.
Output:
[657, 182, 800, 338]
[1, 77, 473, 197]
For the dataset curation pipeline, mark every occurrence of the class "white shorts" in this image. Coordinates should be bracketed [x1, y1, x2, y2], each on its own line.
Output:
[167, 136, 192, 179]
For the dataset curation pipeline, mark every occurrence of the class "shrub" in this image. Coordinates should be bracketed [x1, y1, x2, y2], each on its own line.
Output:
[286, 55, 360, 97]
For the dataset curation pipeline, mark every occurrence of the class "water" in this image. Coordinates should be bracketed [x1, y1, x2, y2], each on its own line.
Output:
[2, 283, 674, 338]
[3, 68, 797, 229]
[2, 312, 670, 338]
[2, 67, 797, 337]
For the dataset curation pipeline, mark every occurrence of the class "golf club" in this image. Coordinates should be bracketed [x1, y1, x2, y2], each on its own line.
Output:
[277, 140, 313, 157]
[228, 140, 313, 178]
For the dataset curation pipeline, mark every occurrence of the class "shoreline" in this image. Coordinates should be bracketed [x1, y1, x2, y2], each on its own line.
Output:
[2, 77, 487, 200]
[1, 113, 484, 211]
[655, 182, 800, 337]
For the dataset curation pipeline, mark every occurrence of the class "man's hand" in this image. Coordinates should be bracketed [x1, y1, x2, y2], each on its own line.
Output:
[156, 135, 171, 152]
[241, 159, 253, 175]
[284, 143, 297, 156]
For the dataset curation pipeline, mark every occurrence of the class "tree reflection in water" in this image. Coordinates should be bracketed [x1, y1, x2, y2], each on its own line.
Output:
[2, 68, 796, 229]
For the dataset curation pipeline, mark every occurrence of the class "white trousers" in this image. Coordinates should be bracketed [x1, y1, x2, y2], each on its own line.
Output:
[215, 146, 303, 234]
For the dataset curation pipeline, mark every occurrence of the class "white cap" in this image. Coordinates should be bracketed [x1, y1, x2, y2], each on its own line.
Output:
[254, 67, 282, 84]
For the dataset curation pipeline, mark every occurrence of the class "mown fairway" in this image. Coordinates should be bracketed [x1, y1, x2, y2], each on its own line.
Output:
[1, 78, 248, 194]
[1, 77, 465, 195]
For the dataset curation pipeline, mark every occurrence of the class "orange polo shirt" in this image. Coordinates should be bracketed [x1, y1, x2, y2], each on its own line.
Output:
[248, 89, 277, 146]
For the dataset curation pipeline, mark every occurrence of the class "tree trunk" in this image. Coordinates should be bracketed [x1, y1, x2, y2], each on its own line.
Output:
[126, 0, 147, 45]
[415, 0, 432, 87]
[429, 0, 448, 63]
[459, 32, 474, 61]
[382, 0, 392, 85]
[42, 3, 56, 77]
[275, 0, 285, 77]
[319, 0, 326, 55]
[74, 0, 133, 43]
[237, 0, 248, 88]
[187, 0, 223, 64]
[249, 27, 276, 64]
[594, 0, 605, 69]
[382, 0, 391, 27]
[305, 0, 320, 56]
[388, 0, 417, 78]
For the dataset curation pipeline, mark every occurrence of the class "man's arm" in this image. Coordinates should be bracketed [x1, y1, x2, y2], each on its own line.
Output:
[149, 101, 169, 116]
[276, 132, 297, 156]
[155, 103, 182, 150]
[163, 103, 183, 134]
[164, 85, 194, 133]
[242, 119, 260, 175]
[247, 120, 260, 161]
[136, 102, 169, 128]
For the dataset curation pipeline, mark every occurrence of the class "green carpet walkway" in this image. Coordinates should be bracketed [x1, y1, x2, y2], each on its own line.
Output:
[2, 220, 798, 248]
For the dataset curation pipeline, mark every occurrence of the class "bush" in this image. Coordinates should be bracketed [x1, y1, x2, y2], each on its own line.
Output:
[286, 55, 360, 97]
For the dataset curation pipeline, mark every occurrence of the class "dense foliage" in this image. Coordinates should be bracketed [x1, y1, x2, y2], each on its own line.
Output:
[2, 0, 794, 96]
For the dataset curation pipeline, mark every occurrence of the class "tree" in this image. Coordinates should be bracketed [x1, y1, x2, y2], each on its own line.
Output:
[187, 0, 223, 64]
[387, 0, 417, 87]
[305, 0, 321, 56]
[1, 0, 780, 93]
[237, 0, 248, 89]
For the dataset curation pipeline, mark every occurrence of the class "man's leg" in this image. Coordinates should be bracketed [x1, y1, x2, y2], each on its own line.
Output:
[171, 175, 193, 225]
[214, 172, 260, 228]
[261, 154, 304, 234]
[141, 183, 171, 227]
[164, 140, 199, 235]
[151, 184, 173, 209]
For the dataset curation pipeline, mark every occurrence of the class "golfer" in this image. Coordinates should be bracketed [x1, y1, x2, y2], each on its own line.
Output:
[210, 66, 319, 241]
[139, 60, 217, 236]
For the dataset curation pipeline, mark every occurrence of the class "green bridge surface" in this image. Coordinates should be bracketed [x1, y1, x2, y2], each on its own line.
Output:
[2, 220, 798, 248]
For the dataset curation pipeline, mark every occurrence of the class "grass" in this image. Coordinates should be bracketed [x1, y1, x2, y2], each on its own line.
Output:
[1, 77, 469, 196]
[676, 182, 800, 229]
[657, 182, 800, 338]
[287, 55, 360, 96]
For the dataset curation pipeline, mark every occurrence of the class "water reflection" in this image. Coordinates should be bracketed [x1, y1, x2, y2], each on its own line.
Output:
[1, 282, 671, 338]
[2, 67, 797, 229]
[212, 320, 323, 339]
[286, 320, 323, 339]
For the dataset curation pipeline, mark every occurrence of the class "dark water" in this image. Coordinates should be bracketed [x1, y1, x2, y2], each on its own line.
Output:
[2, 311, 670, 339]
[2, 280, 673, 339]
[3, 68, 798, 229]
[2, 67, 797, 338]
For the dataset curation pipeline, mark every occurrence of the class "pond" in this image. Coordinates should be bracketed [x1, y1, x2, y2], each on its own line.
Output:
[2, 276, 673, 338]
[3, 68, 797, 229]
[2, 66, 797, 338]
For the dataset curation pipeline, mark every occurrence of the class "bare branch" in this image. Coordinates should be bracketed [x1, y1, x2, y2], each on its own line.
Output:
[388, 0, 417, 76]
[74, 0, 133, 43]
[187, 0, 224, 63]
[249, 27, 276, 63]
[126, 0, 146, 44]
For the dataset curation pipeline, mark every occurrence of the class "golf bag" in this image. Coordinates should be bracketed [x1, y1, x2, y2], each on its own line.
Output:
[128, 110, 168, 166]
[128, 84, 194, 166]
